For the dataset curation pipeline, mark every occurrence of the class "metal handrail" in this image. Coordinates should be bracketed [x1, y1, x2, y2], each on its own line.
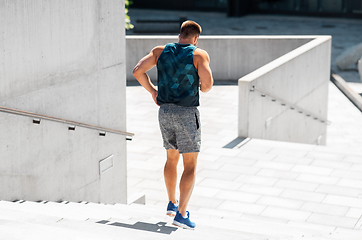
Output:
[250, 86, 330, 125]
[0, 106, 134, 138]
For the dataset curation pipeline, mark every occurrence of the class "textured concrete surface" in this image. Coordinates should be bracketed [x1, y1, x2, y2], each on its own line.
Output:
[126, 36, 311, 81]
[239, 36, 331, 144]
[0, 0, 128, 204]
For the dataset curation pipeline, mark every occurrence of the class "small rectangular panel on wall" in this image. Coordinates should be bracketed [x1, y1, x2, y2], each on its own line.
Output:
[99, 155, 114, 174]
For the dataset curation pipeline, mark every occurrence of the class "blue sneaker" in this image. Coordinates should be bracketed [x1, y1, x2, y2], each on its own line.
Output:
[166, 201, 178, 216]
[173, 211, 195, 229]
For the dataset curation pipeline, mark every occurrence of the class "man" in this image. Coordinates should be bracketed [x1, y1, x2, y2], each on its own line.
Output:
[133, 20, 213, 229]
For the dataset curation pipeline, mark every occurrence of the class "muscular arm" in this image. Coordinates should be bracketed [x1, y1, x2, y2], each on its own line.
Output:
[133, 46, 164, 105]
[195, 49, 214, 93]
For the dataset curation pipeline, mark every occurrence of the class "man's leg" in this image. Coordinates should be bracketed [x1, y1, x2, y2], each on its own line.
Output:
[164, 149, 180, 204]
[178, 152, 198, 217]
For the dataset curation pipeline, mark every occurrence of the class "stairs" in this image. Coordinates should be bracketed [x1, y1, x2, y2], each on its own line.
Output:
[1, 200, 362, 240]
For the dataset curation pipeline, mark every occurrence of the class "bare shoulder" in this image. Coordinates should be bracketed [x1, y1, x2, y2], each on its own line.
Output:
[194, 48, 210, 61]
[152, 45, 165, 56]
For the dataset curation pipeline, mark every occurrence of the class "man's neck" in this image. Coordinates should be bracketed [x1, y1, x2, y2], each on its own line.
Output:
[178, 38, 194, 45]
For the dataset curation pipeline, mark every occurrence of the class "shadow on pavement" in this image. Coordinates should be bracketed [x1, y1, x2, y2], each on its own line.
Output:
[97, 220, 178, 235]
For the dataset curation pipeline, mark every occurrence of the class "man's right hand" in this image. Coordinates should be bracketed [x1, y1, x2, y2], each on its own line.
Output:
[152, 90, 159, 106]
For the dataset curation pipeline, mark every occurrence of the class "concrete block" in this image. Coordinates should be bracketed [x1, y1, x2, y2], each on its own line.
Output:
[274, 179, 319, 191]
[218, 200, 266, 215]
[345, 207, 362, 218]
[296, 173, 340, 185]
[280, 189, 326, 202]
[239, 183, 284, 196]
[214, 190, 261, 203]
[193, 186, 221, 198]
[336, 43, 362, 70]
[257, 169, 300, 180]
[252, 161, 295, 171]
[0, 0, 128, 204]
[235, 174, 279, 186]
[290, 165, 334, 176]
[273, 155, 314, 165]
[311, 159, 353, 170]
[323, 195, 362, 208]
[337, 178, 362, 188]
[237, 150, 277, 161]
[306, 151, 345, 161]
[188, 195, 224, 209]
[239, 36, 331, 145]
[307, 213, 358, 229]
[126, 36, 311, 81]
[219, 163, 260, 175]
[269, 148, 310, 158]
[300, 202, 349, 216]
[198, 169, 240, 181]
[316, 184, 362, 197]
[351, 163, 362, 172]
[198, 178, 242, 191]
[217, 156, 257, 166]
[257, 196, 304, 209]
[261, 206, 311, 221]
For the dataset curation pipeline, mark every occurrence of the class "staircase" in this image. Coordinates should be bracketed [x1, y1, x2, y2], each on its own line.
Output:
[1, 200, 361, 240]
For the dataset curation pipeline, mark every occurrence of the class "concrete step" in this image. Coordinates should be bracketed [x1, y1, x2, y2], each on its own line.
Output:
[1, 200, 362, 240]
[0, 200, 306, 238]
[0, 201, 272, 240]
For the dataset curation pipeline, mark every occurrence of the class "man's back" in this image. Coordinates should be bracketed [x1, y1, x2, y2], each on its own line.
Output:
[156, 43, 200, 107]
[132, 20, 214, 230]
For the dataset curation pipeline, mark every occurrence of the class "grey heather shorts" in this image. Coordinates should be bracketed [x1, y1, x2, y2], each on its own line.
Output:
[158, 104, 201, 154]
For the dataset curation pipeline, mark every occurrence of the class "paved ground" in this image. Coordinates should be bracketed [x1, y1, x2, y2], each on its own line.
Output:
[126, 81, 362, 230]
[126, 9, 362, 235]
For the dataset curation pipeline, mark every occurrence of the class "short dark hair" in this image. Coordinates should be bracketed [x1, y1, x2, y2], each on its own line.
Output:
[180, 20, 202, 39]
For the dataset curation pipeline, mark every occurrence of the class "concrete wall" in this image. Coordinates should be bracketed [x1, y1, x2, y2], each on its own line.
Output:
[239, 36, 331, 145]
[0, 0, 128, 203]
[126, 36, 312, 81]
[126, 36, 330, 145]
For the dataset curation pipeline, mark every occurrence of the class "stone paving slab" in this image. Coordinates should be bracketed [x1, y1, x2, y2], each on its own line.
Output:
[126, 82, 362, 233]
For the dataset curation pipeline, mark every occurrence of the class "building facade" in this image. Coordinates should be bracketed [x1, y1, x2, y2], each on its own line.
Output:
[131, 0, 362, 18]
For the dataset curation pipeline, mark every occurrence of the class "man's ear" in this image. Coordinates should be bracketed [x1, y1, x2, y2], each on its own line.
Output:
[193, 36, 199, 46]
[178, 34, 181, 40]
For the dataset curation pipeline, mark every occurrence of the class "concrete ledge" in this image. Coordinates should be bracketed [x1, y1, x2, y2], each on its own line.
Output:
[127, 193, 146, 205]
[331, 73, 362, 112]
[126, 35, 314, 81]
[238, 36, 331, 145]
